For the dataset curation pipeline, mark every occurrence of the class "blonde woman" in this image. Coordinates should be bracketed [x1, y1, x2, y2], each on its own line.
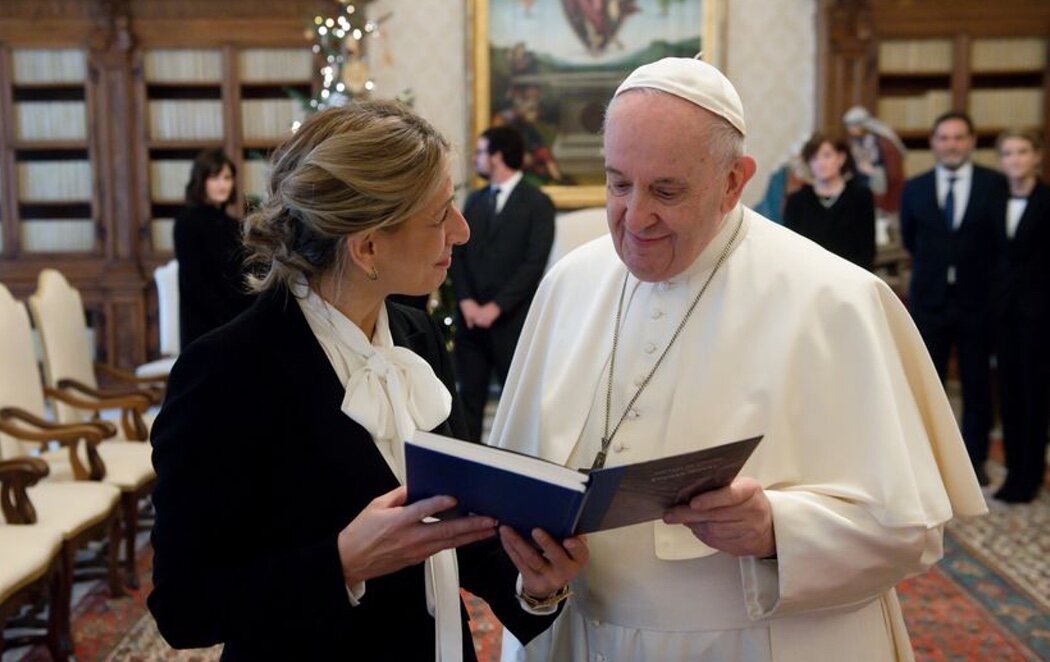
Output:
[992, 129, 1049, 503]
[148, 102, 587, 660]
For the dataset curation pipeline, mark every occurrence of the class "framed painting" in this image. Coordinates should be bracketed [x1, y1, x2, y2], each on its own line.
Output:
[470, 0, 725, 209]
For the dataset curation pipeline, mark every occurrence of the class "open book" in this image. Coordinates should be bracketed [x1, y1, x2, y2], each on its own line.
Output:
[405, 431, 762, 540]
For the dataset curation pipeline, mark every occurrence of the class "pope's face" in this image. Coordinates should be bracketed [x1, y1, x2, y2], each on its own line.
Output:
[603, 92, 751, 282]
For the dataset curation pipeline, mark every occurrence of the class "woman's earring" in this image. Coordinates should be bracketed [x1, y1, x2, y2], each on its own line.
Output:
[368, 267, 379, 281]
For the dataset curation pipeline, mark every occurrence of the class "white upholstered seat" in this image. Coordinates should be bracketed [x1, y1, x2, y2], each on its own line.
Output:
[0, 525, 62, 605]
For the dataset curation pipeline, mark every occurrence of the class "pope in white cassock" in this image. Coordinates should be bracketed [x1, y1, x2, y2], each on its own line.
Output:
[494, 57, 988, 661]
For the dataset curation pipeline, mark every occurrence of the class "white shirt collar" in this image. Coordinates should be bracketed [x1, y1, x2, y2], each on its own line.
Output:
[936, 160, 973, 184]
[492, 170, 523, 214]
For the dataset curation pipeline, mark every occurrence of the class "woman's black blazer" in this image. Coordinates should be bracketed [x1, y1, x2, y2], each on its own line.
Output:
[148, 289, 556, 660]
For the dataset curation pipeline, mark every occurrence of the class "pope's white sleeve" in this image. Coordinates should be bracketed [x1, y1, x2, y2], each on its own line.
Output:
[739, 490, 943, 618]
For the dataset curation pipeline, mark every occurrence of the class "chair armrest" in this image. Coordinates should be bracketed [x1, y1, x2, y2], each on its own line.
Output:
[44, 386, 151, 442]
[59, 376, 162, 406]
[0, 410, 106, 480]
[0, 457, 49, 524]
[96, 361, 168, 388]
[47, 383, 151, 412]
[0, 406, 73, 431]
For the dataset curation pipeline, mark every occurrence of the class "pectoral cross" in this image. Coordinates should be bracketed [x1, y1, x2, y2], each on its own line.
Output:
[592, 444, 609, 471]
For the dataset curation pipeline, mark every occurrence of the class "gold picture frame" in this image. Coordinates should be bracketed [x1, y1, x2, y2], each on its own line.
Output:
[469, 0, 725, 209]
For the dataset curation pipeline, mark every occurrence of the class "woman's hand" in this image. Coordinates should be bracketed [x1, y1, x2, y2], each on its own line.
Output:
[337, 486, 497, 585]
[499, 526, 589, 600]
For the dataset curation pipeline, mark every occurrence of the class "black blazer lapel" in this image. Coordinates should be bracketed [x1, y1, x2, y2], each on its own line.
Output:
[1011, 186, 1046, 251]
[386, 301, 427, 351]
[256, 290, 346, 411]
[959, 168, 986, 231]
[919, 171, 941, 229]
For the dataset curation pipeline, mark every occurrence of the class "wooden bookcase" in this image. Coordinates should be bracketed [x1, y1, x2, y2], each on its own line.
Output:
[134, 46, 313, 260]
[819, 0, 1050, 178]
[2, 48, 100, 256]
[0, 0, 323, 369]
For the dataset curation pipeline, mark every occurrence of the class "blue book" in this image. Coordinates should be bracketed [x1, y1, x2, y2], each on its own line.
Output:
[405, 431, 762, 540]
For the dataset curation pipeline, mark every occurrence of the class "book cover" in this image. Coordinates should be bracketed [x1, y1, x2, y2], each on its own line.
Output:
[405, 431, 762, 540]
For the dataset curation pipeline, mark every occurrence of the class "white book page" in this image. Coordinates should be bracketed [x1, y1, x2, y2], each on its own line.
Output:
[409, 431, 588, 493]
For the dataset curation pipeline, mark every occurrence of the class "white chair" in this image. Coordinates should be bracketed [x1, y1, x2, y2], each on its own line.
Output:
[0, 283, 137, 594]
[136, 259, 179, 379]
[546, 207, 610, 272]
[27, 269, 162, 440]
[0, 457, 69, 658]
[23, 273, 158, 587]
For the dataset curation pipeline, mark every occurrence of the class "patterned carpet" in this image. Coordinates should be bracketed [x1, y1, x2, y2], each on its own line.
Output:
[5, 468, 1047, 661]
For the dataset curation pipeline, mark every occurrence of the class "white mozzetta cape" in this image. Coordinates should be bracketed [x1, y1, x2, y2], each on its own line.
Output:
[492, 205, 986, 661]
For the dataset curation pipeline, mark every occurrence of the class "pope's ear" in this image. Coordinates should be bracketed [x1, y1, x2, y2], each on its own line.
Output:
[721, 155, 756, 214]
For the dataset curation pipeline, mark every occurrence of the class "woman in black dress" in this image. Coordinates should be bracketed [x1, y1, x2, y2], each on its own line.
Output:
[173, 149, 254, 347]
[784, 132, 876, 270]
[992, 129, 1049, 503]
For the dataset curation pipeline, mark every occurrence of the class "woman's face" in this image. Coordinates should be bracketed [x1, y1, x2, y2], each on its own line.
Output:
[372, 173, 470, 297]
[205, 165, 235, 206]
[808, 142, 847, 183]
[998, 137, 1041, 183]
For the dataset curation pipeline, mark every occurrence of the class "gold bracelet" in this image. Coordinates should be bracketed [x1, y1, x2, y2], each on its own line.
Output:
[520, 584, 572, 610]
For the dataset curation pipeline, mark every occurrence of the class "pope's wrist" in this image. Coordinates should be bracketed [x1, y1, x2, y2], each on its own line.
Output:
[519, 583, 571, 609]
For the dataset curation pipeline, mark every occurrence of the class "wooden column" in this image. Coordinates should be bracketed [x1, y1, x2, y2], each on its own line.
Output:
[0, 46, 19, 258]
[89, 0, 149, 369]
[818, 0, 876, 130]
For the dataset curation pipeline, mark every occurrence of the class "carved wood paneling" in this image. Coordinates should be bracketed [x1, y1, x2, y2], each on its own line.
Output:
[818, 0, 875, 129]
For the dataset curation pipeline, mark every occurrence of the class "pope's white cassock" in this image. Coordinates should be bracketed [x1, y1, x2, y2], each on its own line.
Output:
[494, 204, 987, 661]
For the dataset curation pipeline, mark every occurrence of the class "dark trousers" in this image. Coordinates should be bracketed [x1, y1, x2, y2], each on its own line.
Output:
[996, 309, 1049, 500]
[453, 312, 525, 442]
[912, 292, 993, 470]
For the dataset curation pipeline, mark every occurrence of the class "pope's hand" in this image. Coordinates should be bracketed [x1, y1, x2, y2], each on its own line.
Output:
[662, 477, 776, 558]
[337, 486, 497, 585]
[499, 526, 589, 600]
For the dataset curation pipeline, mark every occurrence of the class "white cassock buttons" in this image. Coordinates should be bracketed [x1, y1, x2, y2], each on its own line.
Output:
[613, 442, 625, 453]
[651, 308, 663, 319]
[644, 342, 657, 354]
[634, 376, 645, 387]
[627, 408, 640, 420]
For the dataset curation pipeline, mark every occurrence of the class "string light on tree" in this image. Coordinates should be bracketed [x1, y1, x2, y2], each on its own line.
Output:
[299, 1, 390, 112]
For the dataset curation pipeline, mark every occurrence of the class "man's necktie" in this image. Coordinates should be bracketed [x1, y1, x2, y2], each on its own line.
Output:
[943, 175, 957, 231]
[488, 186, 500, 218]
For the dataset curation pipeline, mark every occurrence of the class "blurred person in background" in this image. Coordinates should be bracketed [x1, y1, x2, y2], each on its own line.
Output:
[991, 129, 1049, 503]
[784, 131, 876, 270]
[174, 148, 254, 347]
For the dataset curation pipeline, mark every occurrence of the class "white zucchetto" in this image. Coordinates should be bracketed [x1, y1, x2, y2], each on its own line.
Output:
[614, 56, 747, 136]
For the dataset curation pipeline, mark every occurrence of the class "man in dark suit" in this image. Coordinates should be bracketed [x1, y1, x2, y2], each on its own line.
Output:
[901, 111, 1008, 485]
[451, 126, 555, 442]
